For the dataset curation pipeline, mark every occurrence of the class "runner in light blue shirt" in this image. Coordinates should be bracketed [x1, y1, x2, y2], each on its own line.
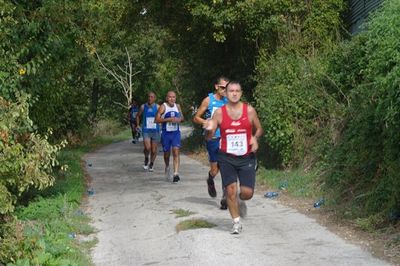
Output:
[193, 76, 229, 209]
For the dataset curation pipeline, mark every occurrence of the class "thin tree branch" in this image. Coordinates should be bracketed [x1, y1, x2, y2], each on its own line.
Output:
[112, 100, 127, 109]
[95, 52, 125, 88]
[96, 47, 141, 108]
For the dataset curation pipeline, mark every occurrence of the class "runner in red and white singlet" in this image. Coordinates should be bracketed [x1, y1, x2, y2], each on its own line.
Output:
[219, 103, 252, 156]
[204, 80, 263, 234]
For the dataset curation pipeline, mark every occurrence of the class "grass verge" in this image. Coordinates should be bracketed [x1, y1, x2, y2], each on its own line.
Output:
[257, 167, 322, 200]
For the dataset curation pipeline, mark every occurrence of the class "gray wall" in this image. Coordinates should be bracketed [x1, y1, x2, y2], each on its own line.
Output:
[348, 0, 382, 34]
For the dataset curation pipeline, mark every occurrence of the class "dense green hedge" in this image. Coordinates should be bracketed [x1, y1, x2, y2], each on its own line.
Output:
[324, 0, 400, 225]
[255, 0, 399, 226]
[254, 47, 344, 166]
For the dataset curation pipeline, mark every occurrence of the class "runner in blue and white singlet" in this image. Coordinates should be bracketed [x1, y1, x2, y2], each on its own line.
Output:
[142, 104, 160, 134]
[155, 91, 185, 183]
[136, 92, 161, 171]
[161, 102, 181, 135]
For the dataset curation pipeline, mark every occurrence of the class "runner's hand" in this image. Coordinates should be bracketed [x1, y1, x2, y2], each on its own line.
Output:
[203, 119, 214, 131]
[250, 136, 259, 152]
[172, 117, 182, 123]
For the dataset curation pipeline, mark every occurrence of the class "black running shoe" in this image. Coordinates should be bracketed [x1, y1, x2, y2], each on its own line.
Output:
[220, 198, 228, 210]
[207, 177, 217, 198]
[173, 175, 180, 183]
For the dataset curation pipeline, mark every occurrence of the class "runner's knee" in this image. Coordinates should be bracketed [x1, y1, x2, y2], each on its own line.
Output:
[226, 183, 237, 196]
[239, 187, 254, 200]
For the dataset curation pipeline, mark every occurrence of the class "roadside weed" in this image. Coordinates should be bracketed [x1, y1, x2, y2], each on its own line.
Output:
[176, 219, 216, 232]
[171, 208, 196, 218]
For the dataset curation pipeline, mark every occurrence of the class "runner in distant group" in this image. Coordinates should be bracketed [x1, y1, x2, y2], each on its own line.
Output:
[193, 76, 229, 209]
[136, 92, 160, 172]
[155, 91, 184, 183]
[127, 99, 140, 144]
[204, 81, 263, 234]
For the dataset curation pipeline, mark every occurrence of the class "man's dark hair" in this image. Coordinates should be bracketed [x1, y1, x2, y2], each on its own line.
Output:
[226, 80, 241, 89]
[215, 76, 230, 85]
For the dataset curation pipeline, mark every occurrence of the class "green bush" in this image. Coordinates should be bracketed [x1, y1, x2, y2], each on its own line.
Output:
[0, 93, 66, 214]
[254, 47, 343, 167]
[254, 0, 400, 227]
[323, 0, 400, 226]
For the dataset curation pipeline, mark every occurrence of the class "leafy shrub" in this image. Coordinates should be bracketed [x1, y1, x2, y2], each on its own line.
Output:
[254, 47, 344, 167]
[0, 93, 66, 214]
[0, 1, 20, 99]
[254, 0, 400, 227]
[324, 0, 400, 225]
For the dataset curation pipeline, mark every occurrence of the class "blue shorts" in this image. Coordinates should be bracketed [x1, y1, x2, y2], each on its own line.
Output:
[218, 152, 256, 189]
[162, 131, 181, 152]
[206, 138, 220, 163]
[142, 131, 160, 142]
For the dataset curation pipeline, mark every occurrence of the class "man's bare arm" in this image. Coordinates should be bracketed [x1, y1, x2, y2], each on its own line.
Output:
[177, 104, 184, 122]
[192, 97, 210, 126]
[248, 105, 263, 152]
[136, 105, 144, 128]
[204, 108, 222, 140]
[249, 106, 263, 137]
[154, 104, 166, 123]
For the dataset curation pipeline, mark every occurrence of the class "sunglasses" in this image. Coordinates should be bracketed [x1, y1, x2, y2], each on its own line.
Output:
[217, 85, 226, 89]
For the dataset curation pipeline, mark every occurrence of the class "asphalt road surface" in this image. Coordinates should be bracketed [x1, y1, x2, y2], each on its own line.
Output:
[85, 128, 389, 266]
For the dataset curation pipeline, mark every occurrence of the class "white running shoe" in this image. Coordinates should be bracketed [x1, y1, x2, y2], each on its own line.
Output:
[148, 163, 154, 172]
[231, 222, 242, 234]
[143, 164, 149, 170]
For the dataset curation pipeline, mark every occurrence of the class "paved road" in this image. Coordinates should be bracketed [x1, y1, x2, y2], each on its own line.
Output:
[85, 129, 389, 266]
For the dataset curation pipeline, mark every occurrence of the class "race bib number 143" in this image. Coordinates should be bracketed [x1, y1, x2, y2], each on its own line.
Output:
[226, 133, 247, 156]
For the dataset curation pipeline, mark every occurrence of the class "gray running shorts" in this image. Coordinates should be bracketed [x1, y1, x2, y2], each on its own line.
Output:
[142, 131, 161, 142]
